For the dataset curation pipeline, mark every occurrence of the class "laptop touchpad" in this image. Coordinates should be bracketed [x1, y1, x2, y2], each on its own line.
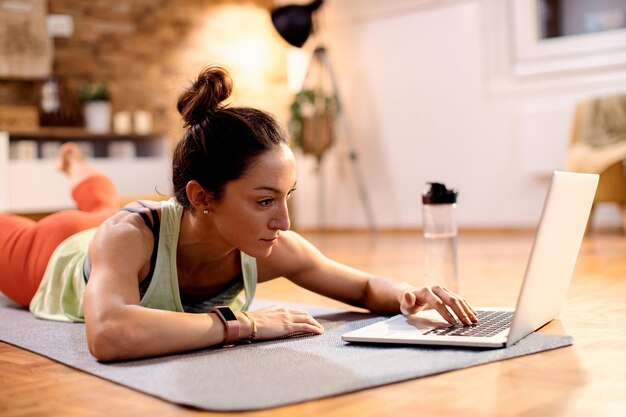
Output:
[388, 310, 450, 333]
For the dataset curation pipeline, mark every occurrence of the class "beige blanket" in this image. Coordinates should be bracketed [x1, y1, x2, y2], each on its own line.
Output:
[566, 94, 626, 174]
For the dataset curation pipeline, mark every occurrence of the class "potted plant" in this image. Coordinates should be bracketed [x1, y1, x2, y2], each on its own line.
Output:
[79, 82, 111, 133]
[289, 89, 338, 164]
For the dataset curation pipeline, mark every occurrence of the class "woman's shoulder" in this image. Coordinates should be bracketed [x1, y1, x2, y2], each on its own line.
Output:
[93, 202, 160, 246]
[113, 197, 179, 227]
[121, 197, 171, 213]
[256, 231, 321, 280]
[268, 230, 310, 256]
[277, 230, 323, 255]
[94, 197, 181, 247]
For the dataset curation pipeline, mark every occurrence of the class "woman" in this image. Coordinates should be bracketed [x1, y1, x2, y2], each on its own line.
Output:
[0, 66, 477, 362]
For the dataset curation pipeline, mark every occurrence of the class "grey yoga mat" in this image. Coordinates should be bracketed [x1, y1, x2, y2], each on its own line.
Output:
[0, 295, 573, 411]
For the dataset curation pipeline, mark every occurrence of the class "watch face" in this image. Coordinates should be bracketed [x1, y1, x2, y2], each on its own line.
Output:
[216, 307, 237, 321]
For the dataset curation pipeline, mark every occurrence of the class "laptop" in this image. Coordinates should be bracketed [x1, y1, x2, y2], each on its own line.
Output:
[342, 171, 599, 348]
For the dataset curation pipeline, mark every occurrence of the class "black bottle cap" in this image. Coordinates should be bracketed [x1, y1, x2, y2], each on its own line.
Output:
[422, 182, 458, 204]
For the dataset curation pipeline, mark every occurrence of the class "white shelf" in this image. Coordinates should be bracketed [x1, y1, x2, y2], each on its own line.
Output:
[0, 131, 171, 213]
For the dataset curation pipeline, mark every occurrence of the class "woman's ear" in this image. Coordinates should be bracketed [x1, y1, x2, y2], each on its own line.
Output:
[185, 181, 215, 214]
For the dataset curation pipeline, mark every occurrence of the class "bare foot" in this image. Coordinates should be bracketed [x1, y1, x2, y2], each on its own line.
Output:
[56, 142, 82, 175]
[56, 142, 101, 186]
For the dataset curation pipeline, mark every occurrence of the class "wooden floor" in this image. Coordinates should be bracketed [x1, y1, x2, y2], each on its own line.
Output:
[1, 230, 625, 417]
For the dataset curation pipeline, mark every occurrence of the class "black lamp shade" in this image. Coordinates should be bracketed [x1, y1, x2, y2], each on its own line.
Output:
[271, 0, 323, 48]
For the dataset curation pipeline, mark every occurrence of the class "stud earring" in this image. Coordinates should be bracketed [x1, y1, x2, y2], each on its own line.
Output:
[203, 209, 209, 215]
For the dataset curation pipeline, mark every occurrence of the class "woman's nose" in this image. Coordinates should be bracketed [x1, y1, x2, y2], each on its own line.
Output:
[270, 202, 290, 231]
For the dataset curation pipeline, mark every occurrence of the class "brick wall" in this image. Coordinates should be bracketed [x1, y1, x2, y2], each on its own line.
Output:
[0, 0, 291, 144]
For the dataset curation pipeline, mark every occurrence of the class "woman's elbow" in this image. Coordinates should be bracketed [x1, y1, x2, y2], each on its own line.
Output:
[86, 319, 135, 362]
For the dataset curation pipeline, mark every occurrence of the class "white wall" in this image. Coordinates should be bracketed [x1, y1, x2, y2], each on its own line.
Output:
[291, 0, 626, 230]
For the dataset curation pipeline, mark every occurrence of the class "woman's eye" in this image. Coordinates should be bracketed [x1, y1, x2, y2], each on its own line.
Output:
[258, 199, 273, 207]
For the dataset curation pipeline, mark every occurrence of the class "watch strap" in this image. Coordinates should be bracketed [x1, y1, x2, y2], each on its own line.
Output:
[210, 306, 240, 347]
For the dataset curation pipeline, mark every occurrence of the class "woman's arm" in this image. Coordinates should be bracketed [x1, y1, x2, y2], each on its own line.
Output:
[83, 213, 322, 362]
[259, 231, 477, 325]
[84, 213, 234, 361]
[83, 211, 261, 362]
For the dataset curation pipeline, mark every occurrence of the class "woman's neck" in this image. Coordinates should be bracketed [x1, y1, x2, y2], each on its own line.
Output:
[177, 209, 235, 270]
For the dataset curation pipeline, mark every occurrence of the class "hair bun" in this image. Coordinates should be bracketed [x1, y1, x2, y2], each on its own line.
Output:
[177, 66, 233, 127]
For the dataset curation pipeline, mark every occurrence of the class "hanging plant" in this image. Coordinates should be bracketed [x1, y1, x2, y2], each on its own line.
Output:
[289, 89, 339, 162]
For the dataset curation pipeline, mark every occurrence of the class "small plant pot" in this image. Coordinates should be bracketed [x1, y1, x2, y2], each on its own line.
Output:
[84, 101, 111, 133]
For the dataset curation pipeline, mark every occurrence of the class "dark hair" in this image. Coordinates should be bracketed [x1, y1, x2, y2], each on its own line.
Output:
[172, 66, 289, 210]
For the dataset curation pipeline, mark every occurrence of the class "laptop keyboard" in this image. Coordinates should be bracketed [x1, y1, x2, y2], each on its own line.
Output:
[423, 310, 514, 337]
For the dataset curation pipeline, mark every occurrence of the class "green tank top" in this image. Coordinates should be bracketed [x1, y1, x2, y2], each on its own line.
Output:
[29, 198, 258, 322]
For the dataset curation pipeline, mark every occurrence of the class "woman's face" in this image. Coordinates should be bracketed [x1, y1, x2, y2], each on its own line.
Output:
[209, 144, 296, 258]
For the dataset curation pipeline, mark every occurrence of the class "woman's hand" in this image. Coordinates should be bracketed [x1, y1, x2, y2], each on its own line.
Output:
[400, 286, 478, 325]
[246, 305, 325, 340]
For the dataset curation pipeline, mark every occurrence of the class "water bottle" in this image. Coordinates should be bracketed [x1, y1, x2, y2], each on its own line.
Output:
[422, 182, 459, 293]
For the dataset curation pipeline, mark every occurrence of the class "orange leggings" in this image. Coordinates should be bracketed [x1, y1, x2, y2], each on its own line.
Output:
[0, 175, 119, 307]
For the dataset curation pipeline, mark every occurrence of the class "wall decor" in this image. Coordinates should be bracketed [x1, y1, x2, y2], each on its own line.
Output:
[0, 0, 52, 78]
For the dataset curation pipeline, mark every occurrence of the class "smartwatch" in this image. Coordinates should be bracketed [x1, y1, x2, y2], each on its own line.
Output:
[210, 306, 240, 347]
